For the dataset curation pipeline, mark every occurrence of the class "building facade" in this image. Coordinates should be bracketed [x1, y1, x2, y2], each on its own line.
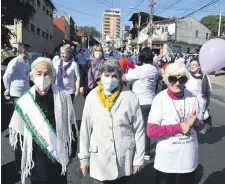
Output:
[7, 0, 55, 53]
[129, 14, 211, 55]
[101, 8, 121, 48]
[53, 15, 70, 41]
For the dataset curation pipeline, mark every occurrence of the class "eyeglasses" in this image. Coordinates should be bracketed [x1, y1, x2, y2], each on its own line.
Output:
[168, 76, 188, 85]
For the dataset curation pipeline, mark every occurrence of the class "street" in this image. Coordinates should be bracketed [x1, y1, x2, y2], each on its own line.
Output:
[1, 95, 225, 184]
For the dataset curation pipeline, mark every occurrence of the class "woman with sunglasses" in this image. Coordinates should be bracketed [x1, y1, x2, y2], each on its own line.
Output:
[147, 63, 204, 184]
[186, 58, 212, 134]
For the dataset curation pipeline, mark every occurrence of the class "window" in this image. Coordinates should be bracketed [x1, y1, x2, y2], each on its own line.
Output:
[47, 10, 49, 16]
[37, 0, 41, 7]
[50, 13, 53, 19]
[195, 30, 199, 38]
[37, 28, 41, 35]
[206, 33, 209, 40]
[187, 47, 190, 54]
[162, 27, 165, 33]
[31, 24, 35, 33]
[24, 23, 29, 30]
[165, 27, 168, 32]
[50, 35, 53, 41]
[43, 5, 46, 11]
[42, 31, 45, 38]
[46, 33, 49, 40]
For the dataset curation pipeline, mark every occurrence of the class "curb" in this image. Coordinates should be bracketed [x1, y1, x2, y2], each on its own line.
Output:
[211, 92, 225, 104]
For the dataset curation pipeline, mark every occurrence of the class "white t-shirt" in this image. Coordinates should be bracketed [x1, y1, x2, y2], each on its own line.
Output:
[54, 59, 80, 94]
[148, 89, 203, 173]
[185, 74, 212, 120]
[125, 64, 159, 105]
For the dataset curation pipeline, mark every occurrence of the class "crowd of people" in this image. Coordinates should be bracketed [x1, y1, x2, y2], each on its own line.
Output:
[3, 43, 213, 184]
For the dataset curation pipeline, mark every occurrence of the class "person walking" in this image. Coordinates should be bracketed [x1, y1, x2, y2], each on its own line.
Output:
[79, 59, 145, 184]
[124, 47, 159, 160]
[80, 44, 105, 97]
[118, 54, 135, 74]
[3, 44, 31, 173]
[9, 57, 77, 184]
[186, 57, 212, 134]
[147, 63, 204, 184]
[53, 44, 80, 160]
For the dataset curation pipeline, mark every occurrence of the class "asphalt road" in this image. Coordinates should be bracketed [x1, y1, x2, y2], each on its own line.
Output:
[1, 96, 225, 184]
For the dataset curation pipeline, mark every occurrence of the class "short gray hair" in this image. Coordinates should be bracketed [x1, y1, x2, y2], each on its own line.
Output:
[102, 59, 123, 78]
[18, 44, 28, 54]
[31, 57, 53, 77]
[60, 44, 72, 56]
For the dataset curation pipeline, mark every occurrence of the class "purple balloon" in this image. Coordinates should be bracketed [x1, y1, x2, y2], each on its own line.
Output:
[199, 38, 225, 73]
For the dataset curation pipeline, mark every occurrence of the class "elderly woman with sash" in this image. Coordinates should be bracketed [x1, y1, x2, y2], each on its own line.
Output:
[9, 57, 77, 184]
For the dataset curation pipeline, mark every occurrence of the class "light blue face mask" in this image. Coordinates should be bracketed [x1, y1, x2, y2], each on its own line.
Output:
[101, 76, 119, 92]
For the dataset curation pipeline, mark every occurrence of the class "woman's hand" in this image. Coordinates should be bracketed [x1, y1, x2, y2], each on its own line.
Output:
[133, 166, 141, 174]
[187, 111, 197, 127]
[180, 123, 192, 134]
[80, 87, 84, 94]
[75, 90, 79, 98]
[80, 161, 89, 176]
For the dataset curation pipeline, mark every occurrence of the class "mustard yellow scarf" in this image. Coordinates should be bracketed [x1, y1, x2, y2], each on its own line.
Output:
[97, 81, 120, 110]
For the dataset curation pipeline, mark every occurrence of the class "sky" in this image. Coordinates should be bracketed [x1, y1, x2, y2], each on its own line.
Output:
[52, 0, 225, 32]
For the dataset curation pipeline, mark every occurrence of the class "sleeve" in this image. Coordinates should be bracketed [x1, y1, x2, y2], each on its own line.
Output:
[147, 94, 182, 137]
[147, 94, 163, 125]
[78, 97, 92, 163]
[132, 97, 145, 166]
[126, 60, 135, 69]
[125, 68, 140, 81]
[80, 62, 88, 88]
[3, 58, 17, 89]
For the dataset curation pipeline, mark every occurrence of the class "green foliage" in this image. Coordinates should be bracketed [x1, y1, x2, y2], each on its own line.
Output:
[200, 15, 225, 36]
[78, 26, 101, 39]
[1, 0, 35, 48]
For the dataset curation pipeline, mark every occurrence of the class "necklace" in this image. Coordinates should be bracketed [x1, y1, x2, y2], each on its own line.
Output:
[171, 97, 185, 123]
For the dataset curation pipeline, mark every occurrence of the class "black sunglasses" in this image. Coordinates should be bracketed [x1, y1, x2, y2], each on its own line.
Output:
[168, 76, 188, 85]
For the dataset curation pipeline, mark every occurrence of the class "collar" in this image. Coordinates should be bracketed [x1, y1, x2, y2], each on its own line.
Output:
[167, 88, 184, 100]
[190, 71, 203, 79]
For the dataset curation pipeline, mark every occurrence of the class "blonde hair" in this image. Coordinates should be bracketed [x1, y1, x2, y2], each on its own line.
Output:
[91, 44, 104, 58]
[30, 57, 53, 78]
[164, 63, 189, 84]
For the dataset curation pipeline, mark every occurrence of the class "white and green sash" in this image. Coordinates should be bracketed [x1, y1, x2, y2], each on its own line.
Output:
[14, 91, 59, 163]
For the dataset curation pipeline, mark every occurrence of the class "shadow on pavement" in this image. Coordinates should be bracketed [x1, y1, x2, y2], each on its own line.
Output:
[198, 125, 225, 145]
[203, 168, 225, 184]
[1, 161, 21, 184]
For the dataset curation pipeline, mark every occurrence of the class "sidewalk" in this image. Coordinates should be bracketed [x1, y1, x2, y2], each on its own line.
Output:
[209, 75, 225, 103]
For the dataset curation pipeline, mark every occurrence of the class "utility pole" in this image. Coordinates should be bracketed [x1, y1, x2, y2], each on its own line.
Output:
[218, 10, 222, 37]
[148, 0, 155, 49]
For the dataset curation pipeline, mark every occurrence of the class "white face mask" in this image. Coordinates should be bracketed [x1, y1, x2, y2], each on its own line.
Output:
[34, 74, 52, 92]
[101, 76, 119, 92]
[94, 51, 102, 59]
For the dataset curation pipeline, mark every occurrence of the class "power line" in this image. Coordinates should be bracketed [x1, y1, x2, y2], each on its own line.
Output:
[96, 0, 112, 8]
[53, 3, 101, 19]
[122, 0, 145, 19]
[158, 0, 185, 15]
[181, 0, 223, 18]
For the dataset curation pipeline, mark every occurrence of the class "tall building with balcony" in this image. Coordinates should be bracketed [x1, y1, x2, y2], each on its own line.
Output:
[101, 8, 121, 48]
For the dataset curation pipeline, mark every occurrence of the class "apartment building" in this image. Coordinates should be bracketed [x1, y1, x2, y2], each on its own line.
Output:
[7, 0, 55, 53]
[101, 8, 121, 47]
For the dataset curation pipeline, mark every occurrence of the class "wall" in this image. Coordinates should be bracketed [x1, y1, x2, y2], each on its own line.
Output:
[165, 42, 200, 54]
[24, 0, 54, 53]
[176, 17, 211, 46]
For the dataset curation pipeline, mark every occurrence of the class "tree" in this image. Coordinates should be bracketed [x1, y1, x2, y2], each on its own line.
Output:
[1, 0, 35, 48]
[78, 26, 101, 39]
[200, 15, 225, 36]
